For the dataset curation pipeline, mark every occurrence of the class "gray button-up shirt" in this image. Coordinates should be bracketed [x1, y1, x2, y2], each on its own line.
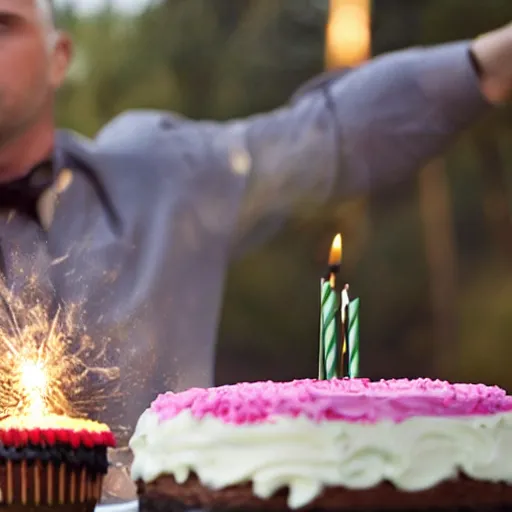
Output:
[0, 42, 487, 451]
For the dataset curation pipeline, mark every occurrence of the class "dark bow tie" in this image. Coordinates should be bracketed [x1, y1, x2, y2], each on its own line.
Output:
[0, 161, 55, 223]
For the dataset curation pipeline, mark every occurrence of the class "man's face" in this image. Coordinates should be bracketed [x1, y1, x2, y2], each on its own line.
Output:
[0, 0, 71, 144]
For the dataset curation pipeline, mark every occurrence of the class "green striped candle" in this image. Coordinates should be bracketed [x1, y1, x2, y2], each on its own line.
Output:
[347, 298, 360, 378]
[321, 279, 339, 379]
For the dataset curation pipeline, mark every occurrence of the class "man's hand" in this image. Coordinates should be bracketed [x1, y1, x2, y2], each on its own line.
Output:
[471, 22, 512, 104]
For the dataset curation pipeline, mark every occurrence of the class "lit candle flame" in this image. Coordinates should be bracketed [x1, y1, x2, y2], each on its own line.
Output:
[328, 234, 342, 268]
[326, 1, 371, 68]
[326, 234, 343, 288]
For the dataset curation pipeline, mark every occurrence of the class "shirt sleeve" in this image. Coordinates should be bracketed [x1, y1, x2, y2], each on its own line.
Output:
[207, 41, 489, 254]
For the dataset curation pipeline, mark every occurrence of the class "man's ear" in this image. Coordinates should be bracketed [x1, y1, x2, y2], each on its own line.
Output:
[50, 31, 73, 88]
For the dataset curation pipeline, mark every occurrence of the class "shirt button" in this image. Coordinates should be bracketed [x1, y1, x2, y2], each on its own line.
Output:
[230, 148, 251, 176]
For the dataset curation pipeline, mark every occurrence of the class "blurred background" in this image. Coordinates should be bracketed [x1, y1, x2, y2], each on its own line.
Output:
[54, 0, 512, 390]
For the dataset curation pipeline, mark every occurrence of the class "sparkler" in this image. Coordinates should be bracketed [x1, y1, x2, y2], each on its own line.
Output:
[0, 279, 120, 420]
[19, 360, 48, 417]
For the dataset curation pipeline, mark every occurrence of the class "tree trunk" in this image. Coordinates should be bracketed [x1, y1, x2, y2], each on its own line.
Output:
[418, 159, 458, 376]
[476, 132, 512, 263]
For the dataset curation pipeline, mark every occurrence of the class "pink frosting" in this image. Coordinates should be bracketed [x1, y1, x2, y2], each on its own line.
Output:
[150, 378, 512, 425]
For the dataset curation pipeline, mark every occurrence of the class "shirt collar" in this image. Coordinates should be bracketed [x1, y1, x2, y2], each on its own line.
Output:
[0, 151, 73, 230]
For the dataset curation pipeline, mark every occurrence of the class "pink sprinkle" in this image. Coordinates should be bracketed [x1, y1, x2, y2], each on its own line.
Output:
[150, 378, 512, 425]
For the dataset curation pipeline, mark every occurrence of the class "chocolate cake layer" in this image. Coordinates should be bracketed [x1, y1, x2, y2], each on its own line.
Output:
[0, 504, 95, 512]
[0, 461, 103, 507]
[137, 474, 512, 511]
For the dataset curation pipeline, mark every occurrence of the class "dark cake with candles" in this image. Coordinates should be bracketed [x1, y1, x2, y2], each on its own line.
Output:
[130, 378, 512, 511]
[0, 414, 116, 511]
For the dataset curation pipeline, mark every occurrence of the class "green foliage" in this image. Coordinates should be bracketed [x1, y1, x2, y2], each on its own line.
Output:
[55, 1, 512, 388]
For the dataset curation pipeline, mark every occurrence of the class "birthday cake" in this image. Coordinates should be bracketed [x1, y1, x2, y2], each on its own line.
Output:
[130, 378, 512, 511]
[0, 414, 116, 511]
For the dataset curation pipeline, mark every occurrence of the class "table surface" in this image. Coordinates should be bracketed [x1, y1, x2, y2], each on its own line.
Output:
[96, 500, 138, 512]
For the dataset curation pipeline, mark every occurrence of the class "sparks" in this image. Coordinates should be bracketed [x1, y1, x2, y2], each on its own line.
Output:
[0, 279, 121, 420]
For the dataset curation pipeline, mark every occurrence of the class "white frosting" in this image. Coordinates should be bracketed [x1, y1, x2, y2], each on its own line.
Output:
[130, 409, 512, 509]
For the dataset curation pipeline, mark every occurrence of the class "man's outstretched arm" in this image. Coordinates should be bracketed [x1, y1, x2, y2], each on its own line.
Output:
[207, 24, 511, 252]
[94, 25, 511, 253]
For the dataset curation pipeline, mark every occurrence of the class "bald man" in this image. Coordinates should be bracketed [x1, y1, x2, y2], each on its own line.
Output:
[0, 0, 512, 499]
